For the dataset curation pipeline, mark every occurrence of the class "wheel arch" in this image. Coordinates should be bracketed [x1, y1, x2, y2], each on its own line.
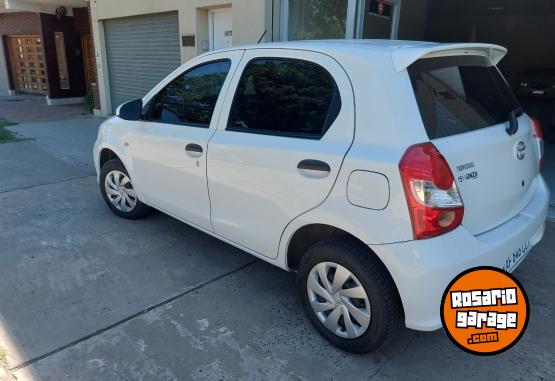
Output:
[286, 224, 389, 275]
[99, 148, 121, 169]
[286, 224, 351, 270]
[286, 222, 405, 319]
[96, 142, 137, 191]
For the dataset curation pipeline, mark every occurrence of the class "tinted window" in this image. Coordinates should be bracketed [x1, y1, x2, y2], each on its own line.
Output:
[227, 59, 341, 138]
[149, 60, 231, 127]
[408, 56, 520, 139]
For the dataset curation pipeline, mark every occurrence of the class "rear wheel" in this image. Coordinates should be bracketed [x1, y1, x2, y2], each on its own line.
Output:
[100, 159, 150, 219]
[297, 237, 402, 353]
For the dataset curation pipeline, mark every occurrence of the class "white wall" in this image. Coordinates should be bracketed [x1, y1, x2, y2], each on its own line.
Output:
[90, 0, 270, 116]
[177, 0, 267, 63]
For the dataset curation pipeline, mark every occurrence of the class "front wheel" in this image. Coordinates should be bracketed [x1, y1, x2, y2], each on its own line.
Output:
[297, 237, 402, 353]
[99, 159, 150, 219]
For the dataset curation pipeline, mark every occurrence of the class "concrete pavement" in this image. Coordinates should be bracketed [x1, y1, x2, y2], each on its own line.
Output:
[6, 118, 101, 168]
[0, 96, 88, 124]
[0, 118, 553, 380]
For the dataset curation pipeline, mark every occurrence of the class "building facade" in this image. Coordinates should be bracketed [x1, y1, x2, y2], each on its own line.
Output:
[89, 0, 269, 115]
[2, 1, 553, 117]
[0, 0, 99, 107]
[86, 0, 436, 116]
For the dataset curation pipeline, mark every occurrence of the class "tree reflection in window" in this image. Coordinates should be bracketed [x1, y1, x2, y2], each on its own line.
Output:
[228, 59, 341, 139]
[288, 0, 348, 40]
[150, 60, 231, 127]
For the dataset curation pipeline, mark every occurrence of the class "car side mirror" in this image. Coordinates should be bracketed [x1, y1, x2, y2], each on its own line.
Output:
[117, 99, 143, 121]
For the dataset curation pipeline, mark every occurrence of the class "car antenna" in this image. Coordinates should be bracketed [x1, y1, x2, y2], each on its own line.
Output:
[257, 30, 267, 44]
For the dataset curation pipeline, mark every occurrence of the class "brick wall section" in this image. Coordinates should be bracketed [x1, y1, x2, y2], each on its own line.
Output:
[0, 12, 41, 35]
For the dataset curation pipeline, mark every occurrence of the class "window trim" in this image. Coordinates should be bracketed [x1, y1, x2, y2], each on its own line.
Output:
[225, 57, 342, 140]
[144, 58, 232, 128]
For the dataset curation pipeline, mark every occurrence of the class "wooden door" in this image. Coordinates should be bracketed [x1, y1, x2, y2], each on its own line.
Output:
[7, 35, 48, 94]
[81, 33, 96, 95]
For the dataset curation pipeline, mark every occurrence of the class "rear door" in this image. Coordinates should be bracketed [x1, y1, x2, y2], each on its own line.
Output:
[207, 49, 354, 259]
[408, 55, 540, 235]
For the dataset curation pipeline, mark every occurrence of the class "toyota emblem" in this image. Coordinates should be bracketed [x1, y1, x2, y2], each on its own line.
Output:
[516, 141, 526, 160]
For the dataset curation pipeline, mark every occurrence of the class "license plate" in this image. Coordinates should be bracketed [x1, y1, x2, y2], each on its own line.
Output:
[502, 240, 531, 272]
[532, 90, 545, 95]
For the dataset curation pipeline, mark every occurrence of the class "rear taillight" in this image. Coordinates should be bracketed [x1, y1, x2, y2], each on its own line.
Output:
[399, 143, 464, 240]
[530, 116, 544, 169]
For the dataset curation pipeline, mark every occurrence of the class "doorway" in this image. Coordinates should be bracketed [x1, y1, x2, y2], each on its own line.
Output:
[7, 35, 47, 94]
[81, 33, 96, 95]
[209, 8, 233, 50]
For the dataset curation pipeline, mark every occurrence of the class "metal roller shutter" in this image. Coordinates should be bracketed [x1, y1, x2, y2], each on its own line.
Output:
[104, 12, 181, 113]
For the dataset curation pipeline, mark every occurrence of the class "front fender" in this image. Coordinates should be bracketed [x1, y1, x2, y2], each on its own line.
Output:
[94, 118, 137, 189]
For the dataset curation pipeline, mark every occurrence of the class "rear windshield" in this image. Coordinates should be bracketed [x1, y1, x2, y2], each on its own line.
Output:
[408, 55, 521, 139]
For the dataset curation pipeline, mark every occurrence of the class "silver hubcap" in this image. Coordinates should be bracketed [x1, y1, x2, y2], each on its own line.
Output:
[104, 170, 137, 213]
[307, 262, 371, 339]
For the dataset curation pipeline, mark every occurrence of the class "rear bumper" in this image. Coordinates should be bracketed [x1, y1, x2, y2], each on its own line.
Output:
[371, 175, 549, 331]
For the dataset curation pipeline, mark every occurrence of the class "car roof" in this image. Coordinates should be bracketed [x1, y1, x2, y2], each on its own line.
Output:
[208, 39, 507, 71]
[221, 39, 430, 55]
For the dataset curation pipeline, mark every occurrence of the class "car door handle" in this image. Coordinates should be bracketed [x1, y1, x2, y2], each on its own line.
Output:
[297, 159, 331, 177]
[185, 143, 203, 157]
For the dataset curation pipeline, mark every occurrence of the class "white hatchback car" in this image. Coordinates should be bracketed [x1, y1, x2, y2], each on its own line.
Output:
[94, 40, 549, 353]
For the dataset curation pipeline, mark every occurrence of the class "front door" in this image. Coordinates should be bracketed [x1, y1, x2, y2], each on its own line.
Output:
[129, 52, 241, 231]
[210, 9, 232, 50]
[207, 49, 355, 259]
[81, 33, 96, 95]
[7, 35, 47, 94]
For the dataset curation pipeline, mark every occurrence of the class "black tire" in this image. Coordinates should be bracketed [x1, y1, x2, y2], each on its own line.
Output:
[297, 237, 402, 354]
[99, 159, 150, 219]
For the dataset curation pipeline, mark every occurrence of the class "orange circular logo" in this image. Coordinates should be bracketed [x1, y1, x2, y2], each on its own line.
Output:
[441, 267, 529, 355]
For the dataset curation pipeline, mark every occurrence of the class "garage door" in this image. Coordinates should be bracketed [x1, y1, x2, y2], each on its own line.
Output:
[104, 12, 181, 113]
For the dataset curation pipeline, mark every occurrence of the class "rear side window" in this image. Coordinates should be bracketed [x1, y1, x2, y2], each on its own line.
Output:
[227, 59, 341, 139]
[408, 56, 520, 139]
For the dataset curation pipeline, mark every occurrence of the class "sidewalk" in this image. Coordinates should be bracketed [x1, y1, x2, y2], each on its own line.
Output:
[7, 118, 103, 168]
[1, 94, 103, 168]
[0, 95, 91, 124]
[0, 102, 553, 381]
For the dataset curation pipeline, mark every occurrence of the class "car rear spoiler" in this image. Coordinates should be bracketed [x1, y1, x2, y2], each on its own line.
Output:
[391, 43, 507, 72]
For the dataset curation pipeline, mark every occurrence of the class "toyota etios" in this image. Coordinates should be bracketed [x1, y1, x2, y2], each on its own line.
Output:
[94, 41, 549, 353]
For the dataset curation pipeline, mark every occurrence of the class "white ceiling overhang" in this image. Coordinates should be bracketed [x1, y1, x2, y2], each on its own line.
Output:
[2, 0, 87, 15]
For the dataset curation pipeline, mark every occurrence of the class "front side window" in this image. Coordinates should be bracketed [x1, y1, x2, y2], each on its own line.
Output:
[148, 60, 231, 127]
[227, 59, 341, 139]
